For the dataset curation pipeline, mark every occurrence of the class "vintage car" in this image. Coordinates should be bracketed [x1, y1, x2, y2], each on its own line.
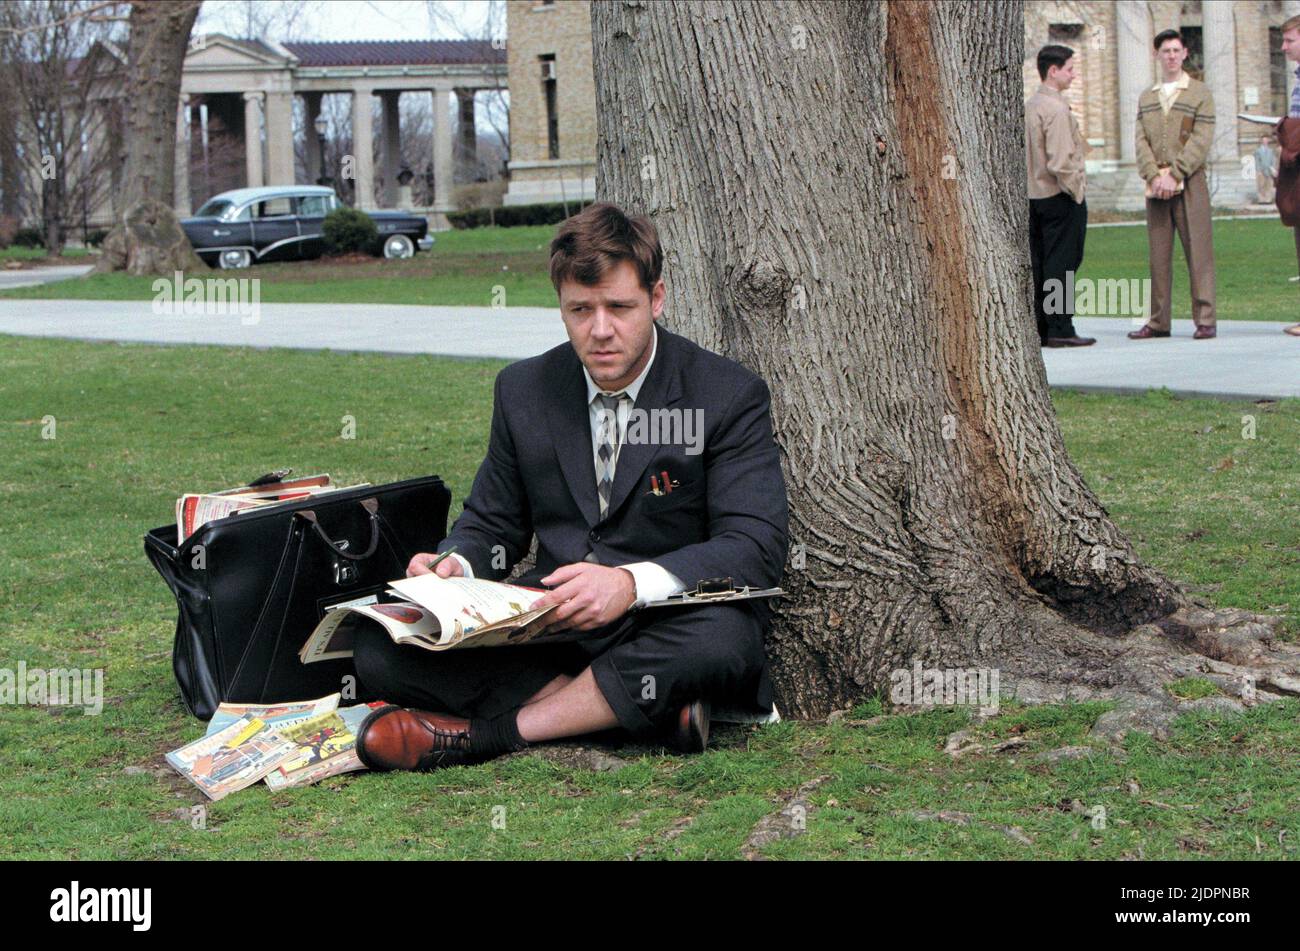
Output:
[181, 185, 434, 269]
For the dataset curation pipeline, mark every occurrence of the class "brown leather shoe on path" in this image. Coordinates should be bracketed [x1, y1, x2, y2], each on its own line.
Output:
[1127, 325, 1170, 339]
[1043, 336, 1096, 347]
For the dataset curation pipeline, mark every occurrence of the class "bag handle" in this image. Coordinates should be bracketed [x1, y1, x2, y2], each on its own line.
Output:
[298, 497, 380, 561]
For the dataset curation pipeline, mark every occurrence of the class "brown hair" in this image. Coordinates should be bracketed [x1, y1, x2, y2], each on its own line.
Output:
[1284, 14, 1300, 34]
[548, 202, 663, 296]
[1153, 28, 1183, 50]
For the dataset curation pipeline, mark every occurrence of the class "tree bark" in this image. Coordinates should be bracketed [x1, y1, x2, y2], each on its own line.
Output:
[589, 0, 1297, 718]
[96, 0, 203, 274]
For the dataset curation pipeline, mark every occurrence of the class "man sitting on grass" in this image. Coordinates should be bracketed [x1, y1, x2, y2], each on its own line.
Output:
[352, 202, 789, 770]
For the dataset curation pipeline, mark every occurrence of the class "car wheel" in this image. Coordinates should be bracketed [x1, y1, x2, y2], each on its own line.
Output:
[382, 234, 415, 259]
[218, 249, 252, 269]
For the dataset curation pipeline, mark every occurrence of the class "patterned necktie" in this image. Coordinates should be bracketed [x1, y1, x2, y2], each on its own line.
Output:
[594, 391, 630, 521]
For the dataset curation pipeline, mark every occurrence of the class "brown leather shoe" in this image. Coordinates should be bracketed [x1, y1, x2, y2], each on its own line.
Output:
[355, 705, 475, 771]
[1127, 325, 1170, 339]
[1043, 336, 1096, 347]
[1193, 325, 1216, 339]
[672, 700, 710, 753]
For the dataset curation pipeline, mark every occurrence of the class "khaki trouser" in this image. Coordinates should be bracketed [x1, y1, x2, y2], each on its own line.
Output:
[1257, 171, 1276, 204]
[1145, 167, 1216, 330]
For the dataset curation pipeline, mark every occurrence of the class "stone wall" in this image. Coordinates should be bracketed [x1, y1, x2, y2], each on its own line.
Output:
[504, 0, 597, 206]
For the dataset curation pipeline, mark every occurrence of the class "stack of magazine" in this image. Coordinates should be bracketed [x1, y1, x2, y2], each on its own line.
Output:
[174, 471, 368, 541]
[165, 693, 388, 801]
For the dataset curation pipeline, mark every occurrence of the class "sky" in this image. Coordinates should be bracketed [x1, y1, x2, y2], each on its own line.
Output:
[197, 0, 495, 42]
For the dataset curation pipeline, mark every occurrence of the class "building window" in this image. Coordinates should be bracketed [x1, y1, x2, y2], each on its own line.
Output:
[1271, 27, 1289, 118]
[1048, 22, 1084, 42]
[541, 54, 559, 160]
[1180, 26, 1204, 79]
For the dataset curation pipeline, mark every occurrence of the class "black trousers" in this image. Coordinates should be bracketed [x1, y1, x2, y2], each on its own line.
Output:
[1029, 192, 1087, 340]
[352, 601, 771, 738]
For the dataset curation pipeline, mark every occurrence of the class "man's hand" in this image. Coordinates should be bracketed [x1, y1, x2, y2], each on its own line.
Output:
[1153, 170, 1179, 199]
[534, 563, 637, 632]
[407, 553, 465, 578]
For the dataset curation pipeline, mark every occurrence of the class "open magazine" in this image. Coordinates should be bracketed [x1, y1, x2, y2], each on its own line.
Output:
[299, 574, 569, 663]
[174, 471, 369, 541]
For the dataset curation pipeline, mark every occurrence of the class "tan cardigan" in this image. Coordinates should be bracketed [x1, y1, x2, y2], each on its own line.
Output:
[1135, 73, 1215, 183]
[1025, 84, 1087, 202]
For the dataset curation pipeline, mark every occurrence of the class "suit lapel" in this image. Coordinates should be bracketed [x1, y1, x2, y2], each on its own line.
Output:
[542, 324, 684, 529]
[605, 327, 682, 521]
[544, 348, 601, 527]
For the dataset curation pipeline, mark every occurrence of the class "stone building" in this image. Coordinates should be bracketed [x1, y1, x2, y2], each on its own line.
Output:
[1023, 0, 1299, 209]
[503, 0, 596, 206]
[176, 35, 505, 225]
[498, 0, 1296, 211]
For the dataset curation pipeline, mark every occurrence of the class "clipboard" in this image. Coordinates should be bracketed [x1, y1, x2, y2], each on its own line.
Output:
[641, 577, 785, 609]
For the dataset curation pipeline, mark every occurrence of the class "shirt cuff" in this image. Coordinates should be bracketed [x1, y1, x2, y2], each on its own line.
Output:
[450, 553, 475, 578]
[619, 561, 686, 608]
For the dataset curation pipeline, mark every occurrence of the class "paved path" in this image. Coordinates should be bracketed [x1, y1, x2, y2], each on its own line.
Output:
[0, 299, 568, 361]
[0, 300, 1294, 399]
[1041, 317, 1298, 400]
[0, 264, 95, 290]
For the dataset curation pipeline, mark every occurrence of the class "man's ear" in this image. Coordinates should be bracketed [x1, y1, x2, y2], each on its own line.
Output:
[651, 278, 666, 318]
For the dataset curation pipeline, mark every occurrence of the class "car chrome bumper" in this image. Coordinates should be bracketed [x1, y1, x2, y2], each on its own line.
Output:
[418, 235, 434, 251]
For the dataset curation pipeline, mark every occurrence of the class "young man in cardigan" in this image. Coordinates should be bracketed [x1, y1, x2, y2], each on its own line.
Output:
[1129, 29, 1218, 341]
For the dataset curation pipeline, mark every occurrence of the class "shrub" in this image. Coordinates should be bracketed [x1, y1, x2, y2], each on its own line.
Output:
[321, 206, 379, 255]
[12, 227, 44, 248]
[447, 199, 594, 230]
[85, 228, 110, 247]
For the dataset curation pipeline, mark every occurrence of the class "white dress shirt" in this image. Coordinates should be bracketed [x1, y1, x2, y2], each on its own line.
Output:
[452, 322, 686, 608]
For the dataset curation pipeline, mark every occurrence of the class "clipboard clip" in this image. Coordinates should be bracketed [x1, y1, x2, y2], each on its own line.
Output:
[673, 577, 749, 602]
[641, 577, 784, 610]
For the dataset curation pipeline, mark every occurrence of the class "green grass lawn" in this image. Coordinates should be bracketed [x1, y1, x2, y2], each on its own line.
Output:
[1, 336, 1296, 860]
[2, 218, 1295, 321]
[0, 246, 92, 262]
[0, 225, 558, 307]
[1077, 218, 1298, 322]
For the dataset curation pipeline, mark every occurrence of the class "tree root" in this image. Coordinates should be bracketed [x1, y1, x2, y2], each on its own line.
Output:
[972, 599, 1298, 740]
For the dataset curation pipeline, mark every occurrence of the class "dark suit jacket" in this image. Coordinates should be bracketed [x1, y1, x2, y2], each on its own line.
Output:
[436, 324, 789, 620]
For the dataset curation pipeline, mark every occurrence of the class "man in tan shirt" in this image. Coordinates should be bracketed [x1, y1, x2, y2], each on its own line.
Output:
[1026, 44, 1095, 347]
[1129, 29, 1217, 340]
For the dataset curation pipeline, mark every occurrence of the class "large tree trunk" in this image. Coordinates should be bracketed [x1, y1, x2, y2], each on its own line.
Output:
[96, 0, 203, 275]
[590, 0, 1298, 720]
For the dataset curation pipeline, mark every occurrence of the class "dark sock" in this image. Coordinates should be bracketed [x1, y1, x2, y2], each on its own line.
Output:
[468, 708, 528, 759]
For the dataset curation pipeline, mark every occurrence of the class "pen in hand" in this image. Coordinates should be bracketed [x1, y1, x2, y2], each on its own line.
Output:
[424, 546, 457, 574]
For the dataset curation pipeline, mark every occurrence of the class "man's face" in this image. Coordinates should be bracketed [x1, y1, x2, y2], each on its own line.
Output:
[1049, 56, 1076, 91]
[558, 259, 665, 391]
[1156, 39, 1187, 78]
[1284, 28, 1300, 64]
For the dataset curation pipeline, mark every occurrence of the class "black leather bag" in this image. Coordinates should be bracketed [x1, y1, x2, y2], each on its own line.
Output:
[144, 475, 451, 720]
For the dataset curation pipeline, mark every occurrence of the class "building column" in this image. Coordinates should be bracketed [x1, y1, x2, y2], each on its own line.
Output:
[303, 92, 323, 185]
[1201, 0, 1239, 165]
[1287, 1, 1300, 106]
[264, 91, 295, 186]
[174, 93, 191, 215]
[455, 88, 477, 181]
[380, 91, 402, 208]
[351, 85, 375, 209]
[431, 87, 453, 213]
[242, 91, 264, 188]
[1115, 1, 1152, 164]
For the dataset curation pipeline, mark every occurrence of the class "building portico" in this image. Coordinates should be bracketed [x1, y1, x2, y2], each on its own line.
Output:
[177, 36, 505, 226]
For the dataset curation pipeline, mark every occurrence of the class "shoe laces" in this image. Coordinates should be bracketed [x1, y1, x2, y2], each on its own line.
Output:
[413, 718, 472, 769]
